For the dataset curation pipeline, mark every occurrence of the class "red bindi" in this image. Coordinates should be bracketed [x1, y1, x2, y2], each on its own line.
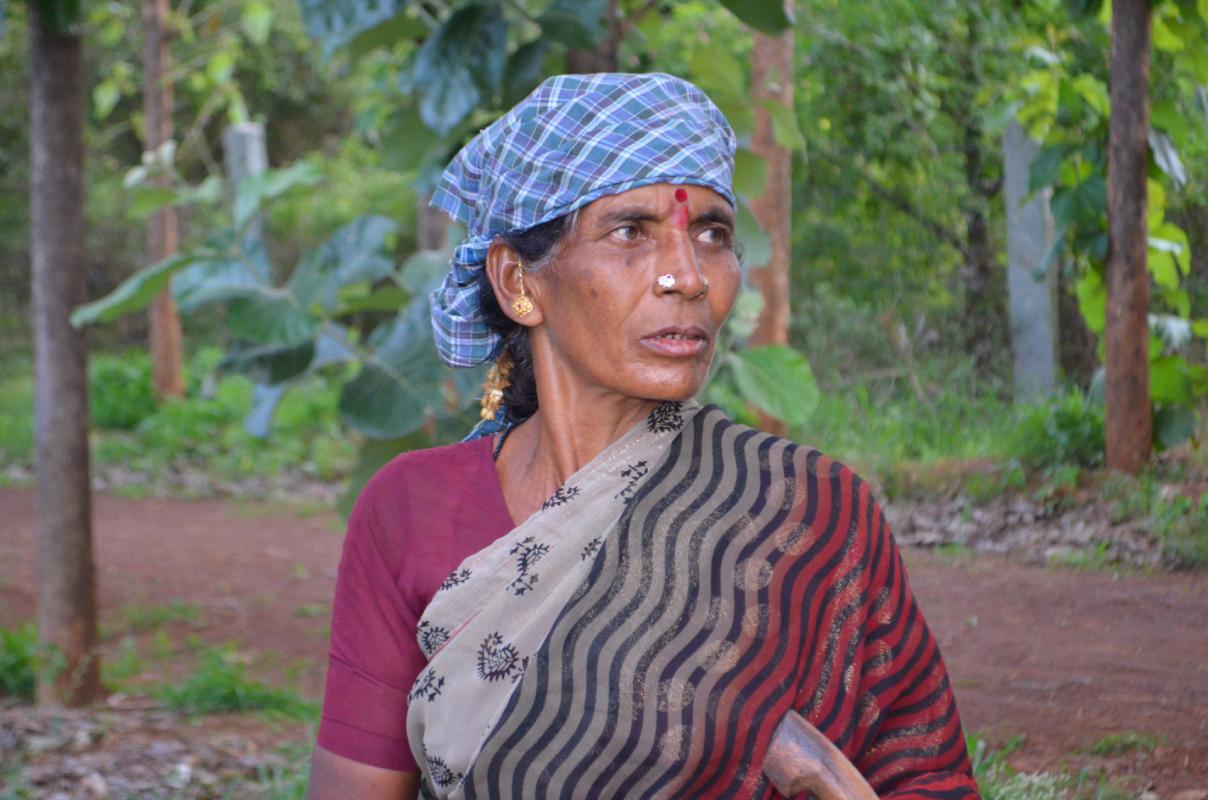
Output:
[672, 188, 689, 229]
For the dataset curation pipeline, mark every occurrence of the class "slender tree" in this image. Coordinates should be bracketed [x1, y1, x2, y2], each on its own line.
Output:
[28, 1, 103, 706]
[142, 0, 186, 399]
[1105, 0, 1152, 473]
[748, 11, 795, 436]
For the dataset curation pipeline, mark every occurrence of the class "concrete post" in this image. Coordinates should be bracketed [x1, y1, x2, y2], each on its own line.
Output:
[1003, 121, 1060, 402]
[223, 122, 268, 237]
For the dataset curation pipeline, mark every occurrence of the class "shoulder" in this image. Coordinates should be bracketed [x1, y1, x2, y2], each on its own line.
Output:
[697, 407, 888, 540]
[698, 406, 873, 494]
[346, 436, 496, 554]
[355, 436, 494, 514]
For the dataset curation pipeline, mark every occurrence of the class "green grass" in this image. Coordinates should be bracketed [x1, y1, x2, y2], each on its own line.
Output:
[1103, 472, 1208, 569]
[0, 625, 36, 701]
[1088, 731, 1159, 757]
[0, 370, 33, 463]
[0, 347, 356, 493]
[969, 734, 1134, 799]
[114, 598, 203, 634]
[156, 647, 317, 720]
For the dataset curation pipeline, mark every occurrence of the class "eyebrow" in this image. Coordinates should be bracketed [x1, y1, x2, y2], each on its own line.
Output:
[593, 203, 735, 230]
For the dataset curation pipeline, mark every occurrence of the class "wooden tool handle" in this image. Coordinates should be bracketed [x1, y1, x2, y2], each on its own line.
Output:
[763, 710, 879, 799]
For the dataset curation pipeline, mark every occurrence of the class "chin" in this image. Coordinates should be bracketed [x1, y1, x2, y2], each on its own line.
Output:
[624, 365, 708, 404]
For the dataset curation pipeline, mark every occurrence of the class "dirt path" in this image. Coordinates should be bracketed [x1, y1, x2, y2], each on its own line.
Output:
[1, 487, 1205, 794]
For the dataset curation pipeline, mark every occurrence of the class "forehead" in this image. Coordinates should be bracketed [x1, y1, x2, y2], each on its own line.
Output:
[579, 183, 731, 218]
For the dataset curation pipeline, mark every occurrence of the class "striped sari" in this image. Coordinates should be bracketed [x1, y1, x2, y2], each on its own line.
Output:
[407, 401, 978, 799]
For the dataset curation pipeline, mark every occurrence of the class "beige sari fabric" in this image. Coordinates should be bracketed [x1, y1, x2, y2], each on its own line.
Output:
[406, 401, 697, 798]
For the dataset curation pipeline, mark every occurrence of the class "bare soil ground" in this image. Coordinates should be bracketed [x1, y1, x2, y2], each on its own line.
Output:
[1, 486, 1206, 797]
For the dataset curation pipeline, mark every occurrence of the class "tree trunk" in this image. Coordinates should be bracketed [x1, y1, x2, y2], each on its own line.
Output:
[748, 23, 794, 437]
[956, 10, 1003, 376]
[143, 0, 185, 400]
[28, 7, 102, 707]
[1105, 0, 1152, 474]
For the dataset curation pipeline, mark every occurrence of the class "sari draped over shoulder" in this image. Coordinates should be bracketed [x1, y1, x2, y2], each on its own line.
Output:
[407, 402, 976, 799]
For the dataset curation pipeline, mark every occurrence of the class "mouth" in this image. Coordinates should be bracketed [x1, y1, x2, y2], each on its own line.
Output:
[640, 325, 710, 358]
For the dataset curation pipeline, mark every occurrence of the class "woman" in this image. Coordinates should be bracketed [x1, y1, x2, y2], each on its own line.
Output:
[307, 73, 979, 799]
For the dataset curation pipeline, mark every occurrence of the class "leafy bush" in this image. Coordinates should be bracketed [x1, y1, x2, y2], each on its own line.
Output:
[1012, 391, 1105, 471]
[89, 350, 158, 430]
[0, 624, 37, 701]
[157, 647, 316, 720]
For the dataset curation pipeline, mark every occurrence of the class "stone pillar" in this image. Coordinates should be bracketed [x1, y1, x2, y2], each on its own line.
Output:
[223, 122, 268, 226]
[1003, 121, 1060, 402]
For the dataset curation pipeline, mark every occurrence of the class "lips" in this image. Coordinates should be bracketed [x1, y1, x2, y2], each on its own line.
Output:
[640, 325, 710, 358]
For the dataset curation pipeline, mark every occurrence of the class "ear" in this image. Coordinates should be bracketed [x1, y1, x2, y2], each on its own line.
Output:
[485, 239, 544, 327]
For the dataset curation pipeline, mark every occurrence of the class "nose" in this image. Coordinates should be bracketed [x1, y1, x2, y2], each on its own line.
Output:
[654, 229, 708, 300]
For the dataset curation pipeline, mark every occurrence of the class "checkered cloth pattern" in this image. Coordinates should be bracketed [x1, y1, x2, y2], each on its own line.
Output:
[429, 72, 737, 369]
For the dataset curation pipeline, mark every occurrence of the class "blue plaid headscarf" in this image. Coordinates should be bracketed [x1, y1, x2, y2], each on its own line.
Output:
[429, 72, 737, 369]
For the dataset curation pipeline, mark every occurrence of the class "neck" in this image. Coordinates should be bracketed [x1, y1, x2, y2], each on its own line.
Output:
[523, 393, 657, 484]
[494, 356, 659, 525]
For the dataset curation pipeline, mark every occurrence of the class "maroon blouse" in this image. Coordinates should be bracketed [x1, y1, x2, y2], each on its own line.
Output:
[317, 436, 512, 771]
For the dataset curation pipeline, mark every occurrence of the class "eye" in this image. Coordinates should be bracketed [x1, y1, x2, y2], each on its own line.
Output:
[611, 224, 642, 242]
[697, 226, 733, 247]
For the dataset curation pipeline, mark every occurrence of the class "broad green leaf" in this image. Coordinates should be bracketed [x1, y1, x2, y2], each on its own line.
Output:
[718, 0, 792, 34]
[398, 250, 451, 295]
[334, 284, 411, 315]
[1065, 0, 1103, 20]
[1154, 404, 1197, 451]
[206, 49, 236, 84]
[172, 256, 262, 312]
[234, 162, 323, 230]
[1192, 319, 1208, 339]
[733, 149, 768, 199]
[219, 340, 316, 385]
[736, 200, 771, 269]
[1148, 178, 1167, 227]
[538, 0, 607, 49]
[128, 186, 179, 219]
[1152, 14, 1184, 51]
[689, 46, 746, 99]
[380, 106, 442, 172]
[1029, 145, 1066, 194]
[1150, 355, 1190, 404]
[288, 215, 399, 310]
[727, 345, 819, 427]
[240, 0, 273, 46]
[502, 39, 550, 107]
[71, 252, 200, 327]
[297, 0, 408, 57]
[1149, 248, 1179, 290]
[93, 80, 121, 120]
[1071, 74, 1108, 117]
[226, 294, 318, 346]
[339, 297, 447, 438]
[1150, 222, 1191, 274]
[1075, 270, 1106, 334]
[1151, 99, 1189, 146]
[412, 3, 507, 135]
[762, 99, 805, 151]
[244, 382, 290, 438]
[348, 12, 426, 62]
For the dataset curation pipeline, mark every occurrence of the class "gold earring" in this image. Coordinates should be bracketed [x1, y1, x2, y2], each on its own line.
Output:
[512, 264, 534, 317]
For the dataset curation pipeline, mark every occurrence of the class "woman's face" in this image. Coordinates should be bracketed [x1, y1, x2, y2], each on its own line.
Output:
[526, 182, 742, 404]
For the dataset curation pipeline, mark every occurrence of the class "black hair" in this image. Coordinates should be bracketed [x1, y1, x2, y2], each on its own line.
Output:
[474, 213, 573, 424]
